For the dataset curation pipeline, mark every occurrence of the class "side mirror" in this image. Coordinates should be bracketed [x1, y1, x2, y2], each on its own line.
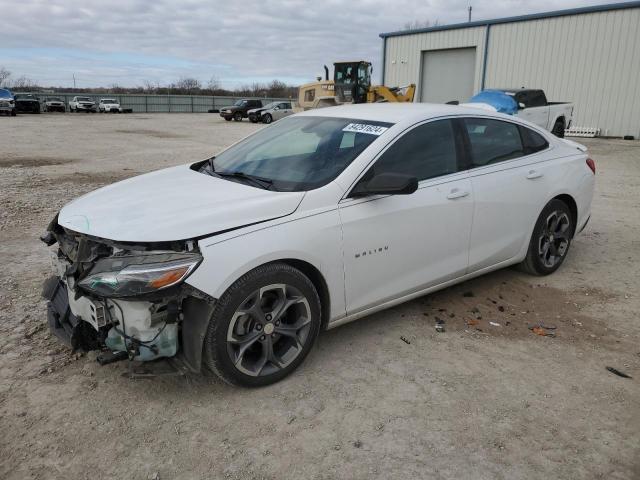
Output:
[351, 172, 418, 197]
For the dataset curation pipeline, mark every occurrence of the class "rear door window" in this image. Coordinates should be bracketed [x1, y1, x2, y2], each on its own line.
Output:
[463, 118, 525, 167]
[528, 91, 547, 107]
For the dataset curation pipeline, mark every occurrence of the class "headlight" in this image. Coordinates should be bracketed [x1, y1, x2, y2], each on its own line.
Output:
[78, 252, 202, 297]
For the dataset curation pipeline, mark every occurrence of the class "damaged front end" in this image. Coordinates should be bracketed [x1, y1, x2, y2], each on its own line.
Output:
[41, 215, 214, 371]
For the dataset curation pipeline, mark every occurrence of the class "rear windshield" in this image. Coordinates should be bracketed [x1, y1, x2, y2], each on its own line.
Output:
[204, 116, 393, 191]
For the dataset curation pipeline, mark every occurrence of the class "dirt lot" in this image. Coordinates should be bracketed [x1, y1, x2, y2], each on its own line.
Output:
[1, 113, 639, 480]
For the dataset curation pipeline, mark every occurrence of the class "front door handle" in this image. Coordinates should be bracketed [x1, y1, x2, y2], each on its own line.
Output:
[526, 170, 543, 180]
[447, 188, 469, 200]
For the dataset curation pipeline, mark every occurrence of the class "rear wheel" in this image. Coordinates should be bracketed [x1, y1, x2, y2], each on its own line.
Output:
[551, 118, 565, 138]
[203, 263, 321, 387]
[519, 199, 574, 275]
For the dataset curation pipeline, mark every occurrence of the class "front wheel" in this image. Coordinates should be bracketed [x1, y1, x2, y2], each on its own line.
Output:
[519, 199, 574, 275]
[262, 113, 272, 124]
[233, 112, 242, 121]
[203, 263, 322, 387]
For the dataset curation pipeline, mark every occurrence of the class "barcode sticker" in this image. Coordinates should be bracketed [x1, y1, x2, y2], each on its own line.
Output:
[342, 123, 389, 136]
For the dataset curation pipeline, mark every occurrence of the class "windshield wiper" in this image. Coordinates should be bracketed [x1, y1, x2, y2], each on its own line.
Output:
[215, 170, 274, 190]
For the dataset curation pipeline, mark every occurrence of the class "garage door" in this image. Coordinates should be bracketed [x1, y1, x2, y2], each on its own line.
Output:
[420, 48, 476, 103]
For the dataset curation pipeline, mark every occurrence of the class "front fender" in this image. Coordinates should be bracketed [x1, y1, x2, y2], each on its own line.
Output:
[186, 208, 346, 322]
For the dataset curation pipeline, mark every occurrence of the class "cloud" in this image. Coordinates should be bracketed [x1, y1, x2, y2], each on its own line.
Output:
[0, 0, 619, 87]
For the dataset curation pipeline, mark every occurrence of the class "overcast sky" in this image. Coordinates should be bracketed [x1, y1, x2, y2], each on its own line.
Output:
[0, 0, 624, 88]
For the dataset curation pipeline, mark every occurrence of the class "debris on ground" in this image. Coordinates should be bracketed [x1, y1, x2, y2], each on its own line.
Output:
[435, 317, 446, 333]
[353, 440, 362, 448]
[606, 367, 632, 379]
[400, 336, 411, 344]
[489, 322, 500, 327]
[529, 325, 556, 337]
[466, 318, 480, 327]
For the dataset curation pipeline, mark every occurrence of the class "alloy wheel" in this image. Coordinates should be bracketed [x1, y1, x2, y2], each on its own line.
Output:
[538, 211, 571, 268]
[226, 283, 311, 377]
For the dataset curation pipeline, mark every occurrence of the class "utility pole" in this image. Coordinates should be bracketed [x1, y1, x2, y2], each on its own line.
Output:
[73, 73, 76, 89]
[468, 6, 472, 22]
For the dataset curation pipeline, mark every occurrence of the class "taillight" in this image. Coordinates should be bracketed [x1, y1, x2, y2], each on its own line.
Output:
[586, 158, 596, 174]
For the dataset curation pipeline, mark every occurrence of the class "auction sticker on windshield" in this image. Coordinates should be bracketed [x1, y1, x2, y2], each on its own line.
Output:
[342, 123, 389, 135]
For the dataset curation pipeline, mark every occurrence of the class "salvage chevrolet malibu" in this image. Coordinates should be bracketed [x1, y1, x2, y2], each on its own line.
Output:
[42, 104, 595, 386]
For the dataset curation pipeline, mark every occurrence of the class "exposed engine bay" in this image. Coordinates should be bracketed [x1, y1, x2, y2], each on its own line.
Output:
[41, 214, 214, 370]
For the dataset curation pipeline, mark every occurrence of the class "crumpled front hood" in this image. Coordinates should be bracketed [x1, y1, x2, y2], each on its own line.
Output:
[58, 164, 305, 242]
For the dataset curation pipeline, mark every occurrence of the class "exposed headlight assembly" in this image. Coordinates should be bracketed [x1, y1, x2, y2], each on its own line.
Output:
[78, 252, 202, 297]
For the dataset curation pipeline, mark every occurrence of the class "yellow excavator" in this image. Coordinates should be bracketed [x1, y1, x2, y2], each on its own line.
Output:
[298, 61, 415, 110]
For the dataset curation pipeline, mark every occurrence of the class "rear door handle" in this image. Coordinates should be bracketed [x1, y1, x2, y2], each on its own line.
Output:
[526, 170, 543, 180]
[447, 188, 469, 200]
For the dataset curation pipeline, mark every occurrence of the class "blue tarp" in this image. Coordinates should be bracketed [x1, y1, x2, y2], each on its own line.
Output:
[468, 90, 518, 115]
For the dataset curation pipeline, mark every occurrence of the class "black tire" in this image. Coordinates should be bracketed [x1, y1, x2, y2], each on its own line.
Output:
[224, 116, 232, 121]
[551, 119, 565, 138]
[233, 112, 242, 121]
[519, 199, 574, 276]
[11, 110, 16, 116]
[263, 113, 272, 124]
[249, 116, 258, 123]
[203, 263, 322, 387]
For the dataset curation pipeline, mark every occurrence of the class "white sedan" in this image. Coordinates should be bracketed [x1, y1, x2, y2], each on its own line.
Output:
[42, 104, 595, 386]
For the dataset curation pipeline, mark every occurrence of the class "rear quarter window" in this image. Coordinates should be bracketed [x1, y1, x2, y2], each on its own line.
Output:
[519, 126, 549, 154]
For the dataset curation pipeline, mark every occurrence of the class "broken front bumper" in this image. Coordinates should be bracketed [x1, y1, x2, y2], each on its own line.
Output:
[45, 278, 98, 350]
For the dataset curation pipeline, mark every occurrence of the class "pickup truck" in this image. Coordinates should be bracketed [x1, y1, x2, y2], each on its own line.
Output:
[69, 96, 96, 113]
[0, 88, 16, 116]
[467, 89, 573, 137]
[219, 99, 263, 121]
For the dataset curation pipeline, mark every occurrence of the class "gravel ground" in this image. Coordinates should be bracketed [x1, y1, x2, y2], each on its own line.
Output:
[1, 113, 639, 480]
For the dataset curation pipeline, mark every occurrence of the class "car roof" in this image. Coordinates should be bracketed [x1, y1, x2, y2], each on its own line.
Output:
[294, 102, 517, 126]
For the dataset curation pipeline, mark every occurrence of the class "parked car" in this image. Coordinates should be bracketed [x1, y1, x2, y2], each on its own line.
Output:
[468, 89, 573, 137]
[98, 98, 121, 113]
[42, 104, 595, 387]
[248, 101, 294, 124]
[0, 88, 16, 116]
[44, 97, 66, 112]
[220, 99, 263, 121]
[69, 96, 96, 113]
[14, 93, 41, 113]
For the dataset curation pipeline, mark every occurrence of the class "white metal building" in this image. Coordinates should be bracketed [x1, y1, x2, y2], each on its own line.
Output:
[380, 1, 640, 137]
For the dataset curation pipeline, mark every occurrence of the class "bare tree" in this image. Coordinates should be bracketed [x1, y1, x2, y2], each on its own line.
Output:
[0, 67, 11, 88]
[207, 75, 221, 92]
[174, 77, 202, 94]
[402, 19, 440, 30]
[11, 75, 40, 91]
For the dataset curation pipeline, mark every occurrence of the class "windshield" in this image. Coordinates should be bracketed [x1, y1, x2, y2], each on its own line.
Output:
[78, 97, 92, 101]
[0, 89, 12, 98]
[48, 97, 62, 102]
[101, 99, 116, 103]
[233, 100, 247, 106]
[206, 116, 392, 191]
